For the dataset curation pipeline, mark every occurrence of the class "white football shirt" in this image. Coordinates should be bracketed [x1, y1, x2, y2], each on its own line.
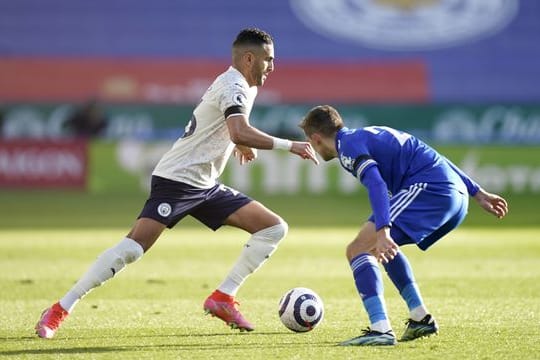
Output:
[152, 66, 257, 188]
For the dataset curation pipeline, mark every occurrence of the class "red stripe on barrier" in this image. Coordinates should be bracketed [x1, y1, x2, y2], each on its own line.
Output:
[0, 58, 428, 103]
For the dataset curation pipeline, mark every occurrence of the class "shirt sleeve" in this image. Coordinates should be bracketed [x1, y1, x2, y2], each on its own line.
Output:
[352, 154, 377, 180]
[360, 165, 392, 231]
[442, 156, 480, 196]
[219, 81, 250, 119]
[224, 105, 247, 119]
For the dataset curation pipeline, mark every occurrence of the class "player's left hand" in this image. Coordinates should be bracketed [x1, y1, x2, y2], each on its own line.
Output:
[473, 188, 508, 219]
[290, 141, 319, 165]
[234, 145, 257, 165]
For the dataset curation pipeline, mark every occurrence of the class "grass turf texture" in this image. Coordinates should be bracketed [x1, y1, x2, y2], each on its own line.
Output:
[1, 227, 539, 359]
[0, 190, 537, 228]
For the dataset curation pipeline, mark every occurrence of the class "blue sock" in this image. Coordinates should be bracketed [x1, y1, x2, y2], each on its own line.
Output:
[350, 253, 388, 325]
[383, 251, 424, 311]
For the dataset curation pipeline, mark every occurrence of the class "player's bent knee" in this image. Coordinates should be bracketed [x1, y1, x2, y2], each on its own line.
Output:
[260, 221, 288, 245]
[345, 242, 356, 261]
[242, 221, 288, 270]
[115, 237, 144, 264]
[275, 220, 288, 241]
[345, 238, 371, 261]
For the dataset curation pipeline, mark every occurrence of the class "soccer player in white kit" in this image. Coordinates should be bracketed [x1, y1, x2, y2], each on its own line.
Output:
[35, 28, 319, 338]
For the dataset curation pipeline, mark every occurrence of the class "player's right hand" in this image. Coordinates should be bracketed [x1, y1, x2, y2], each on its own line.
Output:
[374, 227, 399, 264]
[290, 141, 319, 165]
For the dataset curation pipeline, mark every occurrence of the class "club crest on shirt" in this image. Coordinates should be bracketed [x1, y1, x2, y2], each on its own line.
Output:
[157, 202, 172, 217]
[290, 0, 518, 50]
[340, 154, 355, 171]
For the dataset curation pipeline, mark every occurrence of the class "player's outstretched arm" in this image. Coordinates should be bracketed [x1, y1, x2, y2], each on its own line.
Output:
[473, 188, 508, 219]
[226, 114, 319, 164]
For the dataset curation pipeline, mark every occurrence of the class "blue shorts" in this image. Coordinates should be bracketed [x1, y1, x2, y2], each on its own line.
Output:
[138, 176, 252, 230]
[369, 183, 468, 250]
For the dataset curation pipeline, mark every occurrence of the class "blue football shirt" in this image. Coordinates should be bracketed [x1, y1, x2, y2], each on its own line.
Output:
[335, 126, 482, 232]
[336, 126, 474, 195]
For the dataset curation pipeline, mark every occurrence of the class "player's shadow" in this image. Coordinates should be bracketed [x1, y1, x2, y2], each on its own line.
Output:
[2, 332, 337, 356]
[0, 347, 131, 357]
[4, 331, 289, 341]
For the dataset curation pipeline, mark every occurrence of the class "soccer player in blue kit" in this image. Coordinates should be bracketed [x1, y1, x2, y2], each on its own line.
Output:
[299, 105, 508, 346]
[35, 28, 318, 339]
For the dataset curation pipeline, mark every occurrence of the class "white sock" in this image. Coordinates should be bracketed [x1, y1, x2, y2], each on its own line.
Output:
[218, 222, 288, 296]
[410, 305, 429, 321]
[371, 319, 392, 334]
[59, 237, 144, 313]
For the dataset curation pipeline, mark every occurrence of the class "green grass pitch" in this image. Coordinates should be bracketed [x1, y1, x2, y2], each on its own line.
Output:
[1, 226, 539, 359]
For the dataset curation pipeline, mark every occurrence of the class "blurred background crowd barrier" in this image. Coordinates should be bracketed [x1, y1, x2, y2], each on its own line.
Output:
[0, 0, 539, 197]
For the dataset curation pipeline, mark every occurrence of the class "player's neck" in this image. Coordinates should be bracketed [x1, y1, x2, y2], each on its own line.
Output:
[323, 136, 338, 159]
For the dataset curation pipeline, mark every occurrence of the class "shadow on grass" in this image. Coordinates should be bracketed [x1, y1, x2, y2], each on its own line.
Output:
[1, 347, 132, 356]
[2, 331, 340, 356]
[2, 334, 338, 357]
[2, 331, 286, 341]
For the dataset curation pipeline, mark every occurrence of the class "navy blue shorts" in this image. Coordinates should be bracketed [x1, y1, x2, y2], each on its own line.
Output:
[138, 176, 253, 230]
[369, 183, 469, 250]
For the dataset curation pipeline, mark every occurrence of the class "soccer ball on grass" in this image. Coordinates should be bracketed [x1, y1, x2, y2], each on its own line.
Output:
[278, 287, 324, 332]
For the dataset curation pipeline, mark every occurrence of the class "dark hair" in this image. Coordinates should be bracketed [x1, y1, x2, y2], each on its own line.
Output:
[299, 105, 344, 137]
[233, 28, 273, 48]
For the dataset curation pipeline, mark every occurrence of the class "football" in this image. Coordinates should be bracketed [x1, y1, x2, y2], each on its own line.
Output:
[278, 287, 324, 332]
